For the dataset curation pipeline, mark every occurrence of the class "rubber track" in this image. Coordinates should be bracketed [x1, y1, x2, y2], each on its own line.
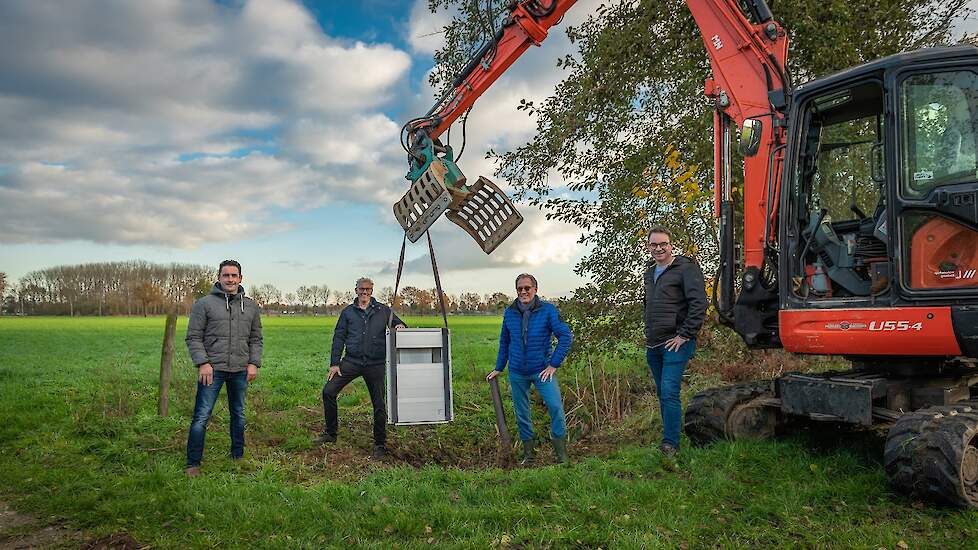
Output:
[883, 401, 978, 508]
[684, 381, 772, 446]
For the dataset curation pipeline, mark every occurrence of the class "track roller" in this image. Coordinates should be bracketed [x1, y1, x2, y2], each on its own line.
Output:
[884, 401, 978, 508]
[684, 381, 779, 446]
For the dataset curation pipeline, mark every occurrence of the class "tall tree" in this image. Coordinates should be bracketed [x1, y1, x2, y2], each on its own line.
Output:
[428, 0, 971, 348]
[458, 291, 483, 312]
[296, 285, 312, 308]
[134, 282, 163, 317]
[315, 285, 331, 310]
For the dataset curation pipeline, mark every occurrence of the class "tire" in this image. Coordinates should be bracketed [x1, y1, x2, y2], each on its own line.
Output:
[884, 401, 978, 508]
[684, 381, 773, 446]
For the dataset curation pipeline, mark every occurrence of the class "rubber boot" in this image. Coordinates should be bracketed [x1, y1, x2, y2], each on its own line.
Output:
[552, 436, 568, 464]
[518, 438, 536, 465]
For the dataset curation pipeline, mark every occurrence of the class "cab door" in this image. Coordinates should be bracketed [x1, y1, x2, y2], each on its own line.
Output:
[892, 67, 978, 298]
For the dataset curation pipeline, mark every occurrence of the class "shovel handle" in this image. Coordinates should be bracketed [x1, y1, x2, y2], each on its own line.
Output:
[488, 376, 512, 451]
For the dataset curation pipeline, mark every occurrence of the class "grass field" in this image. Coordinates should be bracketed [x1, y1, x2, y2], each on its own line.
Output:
[1, 315, 977, 548]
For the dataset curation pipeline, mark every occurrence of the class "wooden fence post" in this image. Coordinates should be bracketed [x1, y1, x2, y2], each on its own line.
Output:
[158, 309, 178, 417]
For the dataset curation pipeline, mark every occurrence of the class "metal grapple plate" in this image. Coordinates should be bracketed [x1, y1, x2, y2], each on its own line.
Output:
[393, 160, 454, 243]
[446, 176, 523, 254]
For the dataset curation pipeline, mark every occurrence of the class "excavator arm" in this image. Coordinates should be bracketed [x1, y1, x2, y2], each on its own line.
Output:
[686, 0, 789, 344]
[395, 0, 791, 321]
[394, 1, 580, 253]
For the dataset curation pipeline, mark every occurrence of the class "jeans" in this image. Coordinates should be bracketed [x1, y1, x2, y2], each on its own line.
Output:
[186, 369, 248, 467]
[646, 339, 696, 448]
[508, 370, 566, 441]
[322, 361, 387, 446]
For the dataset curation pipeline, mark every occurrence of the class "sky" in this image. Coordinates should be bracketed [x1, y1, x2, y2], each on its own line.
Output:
[1, 0, 976, 300]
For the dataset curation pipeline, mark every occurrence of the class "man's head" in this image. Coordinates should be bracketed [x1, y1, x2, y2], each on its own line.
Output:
[647, 226, 674, 265]
[515, 273, 538, 305]
[355, 277, 374, 306]
[218, 260, 243, 294]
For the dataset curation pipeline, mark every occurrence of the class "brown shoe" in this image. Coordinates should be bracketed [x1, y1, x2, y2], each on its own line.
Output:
[185, 466, 201, 477]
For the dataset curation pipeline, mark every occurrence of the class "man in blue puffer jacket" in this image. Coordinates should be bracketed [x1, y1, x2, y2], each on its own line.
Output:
[487, 273, 573, 464]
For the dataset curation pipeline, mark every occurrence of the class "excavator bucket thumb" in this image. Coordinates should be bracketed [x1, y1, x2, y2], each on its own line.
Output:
[445, 176, 522, 254]
[393, 160, 523, 254]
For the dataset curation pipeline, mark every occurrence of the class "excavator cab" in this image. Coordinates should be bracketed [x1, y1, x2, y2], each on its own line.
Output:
[781, 47, 978, 315]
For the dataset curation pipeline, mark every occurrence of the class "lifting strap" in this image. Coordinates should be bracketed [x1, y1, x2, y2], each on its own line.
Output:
[389, 231, 449, 328]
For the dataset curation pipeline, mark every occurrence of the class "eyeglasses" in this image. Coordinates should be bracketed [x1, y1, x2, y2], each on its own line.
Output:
[648, 241, 672, 250]
[356, 287, 373, 292]
[517, 286, 535, 292]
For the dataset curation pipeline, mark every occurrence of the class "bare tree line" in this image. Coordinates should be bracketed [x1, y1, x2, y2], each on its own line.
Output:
[0, 266, 516, 316]
[0, 262, 213, 316]
[247, 284, 514, 315]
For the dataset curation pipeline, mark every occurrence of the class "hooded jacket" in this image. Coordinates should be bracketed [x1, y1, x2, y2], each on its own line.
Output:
[185, 283, 263, 373]
[643, 255, 708, 347]
[494, 298, 573, 375]
[330, 297, 404, 367]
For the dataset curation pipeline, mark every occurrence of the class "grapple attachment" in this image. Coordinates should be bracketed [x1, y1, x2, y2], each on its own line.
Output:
[393, 159, 523, 254]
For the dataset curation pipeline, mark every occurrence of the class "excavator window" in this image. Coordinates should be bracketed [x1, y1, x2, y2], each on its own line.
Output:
[898, 69, 978, 291]
[900, 70, 978, 198]
[791, 80, 887, 300]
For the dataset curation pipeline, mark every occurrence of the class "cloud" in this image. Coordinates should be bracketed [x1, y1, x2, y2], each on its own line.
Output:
[379, 206, 581, 275]
[407, 0, 453, 55]
[951, 1, 978, 37]
[0, 0, 597, 292]
[0, 0, 412, 246]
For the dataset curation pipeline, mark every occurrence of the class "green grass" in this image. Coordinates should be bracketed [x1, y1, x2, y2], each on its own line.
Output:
[0, 315, 976, 548]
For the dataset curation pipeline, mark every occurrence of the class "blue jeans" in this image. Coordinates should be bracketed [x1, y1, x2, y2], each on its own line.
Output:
[508, 370, 566, 441]
[186, 369, 248, 467]
[646, 339, 696, 448]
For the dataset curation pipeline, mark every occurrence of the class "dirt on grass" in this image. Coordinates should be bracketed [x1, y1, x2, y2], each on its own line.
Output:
[0, 500, 143, 550]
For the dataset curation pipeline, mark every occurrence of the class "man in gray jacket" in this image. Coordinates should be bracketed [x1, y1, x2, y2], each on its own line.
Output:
[184, 259, 263, 477]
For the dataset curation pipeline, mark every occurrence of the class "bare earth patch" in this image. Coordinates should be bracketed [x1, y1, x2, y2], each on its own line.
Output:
[0, 500, 142, 550]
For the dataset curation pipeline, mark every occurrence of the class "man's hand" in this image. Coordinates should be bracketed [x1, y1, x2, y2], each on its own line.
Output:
[486, 370, 500, 381]
[246, 364, 258, 382]
[198, 363, 213, 386]
[327, 365, 342, 381]
[540, 366, 557, 382]
[664, 335, 689, 352]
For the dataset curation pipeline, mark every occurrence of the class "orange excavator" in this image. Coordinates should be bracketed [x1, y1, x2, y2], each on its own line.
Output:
[395, 0, 978, 507]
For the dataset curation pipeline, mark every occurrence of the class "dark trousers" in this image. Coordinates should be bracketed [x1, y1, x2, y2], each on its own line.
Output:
[187, 369, 248, 467]
[322, 361, 386, 445]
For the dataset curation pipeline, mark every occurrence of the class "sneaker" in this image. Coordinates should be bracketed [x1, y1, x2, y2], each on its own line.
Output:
[313, 433, 336, 445]
[371, 445, 387, 460]
[185, 466, 201, 478]
[658, 443, 678, 458]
